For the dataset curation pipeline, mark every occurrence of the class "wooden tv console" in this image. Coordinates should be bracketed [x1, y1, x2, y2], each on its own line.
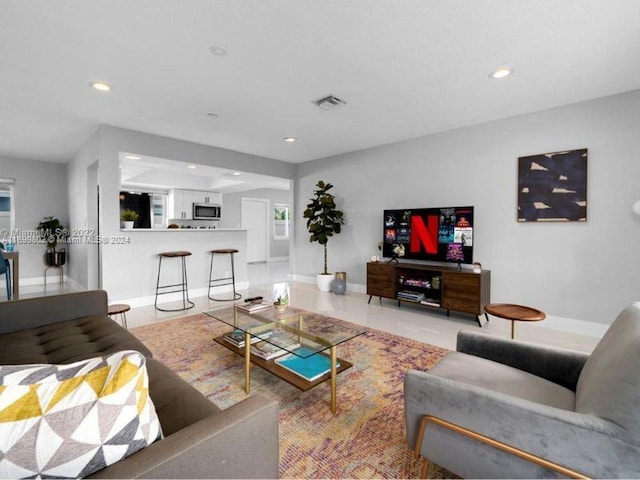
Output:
[366, 261, 491, 327]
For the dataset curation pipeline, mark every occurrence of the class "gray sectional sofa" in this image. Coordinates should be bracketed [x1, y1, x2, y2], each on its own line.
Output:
[0, 290, 280, 479]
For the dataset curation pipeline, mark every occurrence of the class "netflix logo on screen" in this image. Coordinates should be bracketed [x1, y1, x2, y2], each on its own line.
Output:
[410, 214, 438, 255]
[382, 206, 474, 265]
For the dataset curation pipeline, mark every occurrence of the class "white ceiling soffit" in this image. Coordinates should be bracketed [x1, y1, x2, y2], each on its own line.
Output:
[1, 0, 640, 164]
[119, 153, 290, 193]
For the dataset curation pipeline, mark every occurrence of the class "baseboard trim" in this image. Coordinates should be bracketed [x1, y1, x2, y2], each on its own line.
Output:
[268, 256, 289, 263]
[290, 274, 606, 338]
[19, 275, 85, 291]
[20, 269, 607, 339]
[289, 274, 367, 294]
[290, 274, 315, 285]
[110, 281, 250, 308]
[19, 276, 51, 286]
[533, 315, 608, 339]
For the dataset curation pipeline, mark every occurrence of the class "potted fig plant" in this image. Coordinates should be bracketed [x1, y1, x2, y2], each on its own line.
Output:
[36, 216, 68, 267]
[121, 209, 139, 229]
[303, 180, 345, 292]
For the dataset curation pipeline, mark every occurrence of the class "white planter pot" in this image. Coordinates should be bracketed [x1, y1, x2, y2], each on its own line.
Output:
[123, 221, 134, 229]
[316, 273, 335, 292]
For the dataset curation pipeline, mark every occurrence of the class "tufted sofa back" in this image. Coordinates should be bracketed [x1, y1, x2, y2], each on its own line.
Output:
[0, 290, 108, 334]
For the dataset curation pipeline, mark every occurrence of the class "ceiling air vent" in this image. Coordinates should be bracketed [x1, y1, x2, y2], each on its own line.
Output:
[314, 95, 347, 111]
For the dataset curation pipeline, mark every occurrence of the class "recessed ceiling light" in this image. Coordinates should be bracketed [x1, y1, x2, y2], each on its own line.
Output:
[489, 67, 513, 79]
[187, 165, 197, 169]
[232, 172, 242, 176]
[90, 81, 111, 91]
[209, 46, 228, 56]
[124, 154, 141, 160]
[284, 137, 297, 143]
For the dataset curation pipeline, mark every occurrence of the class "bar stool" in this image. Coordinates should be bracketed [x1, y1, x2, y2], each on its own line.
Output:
[208, 249, 242, 301]
[155, 251, 195, 311]
[108, 303, 130, 329]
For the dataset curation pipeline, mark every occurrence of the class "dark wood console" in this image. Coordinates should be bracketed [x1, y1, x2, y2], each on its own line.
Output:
[366, 261, 491, 327]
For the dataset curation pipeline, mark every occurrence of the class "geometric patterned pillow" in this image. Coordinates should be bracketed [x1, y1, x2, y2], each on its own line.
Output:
[0, 350, 162, 479]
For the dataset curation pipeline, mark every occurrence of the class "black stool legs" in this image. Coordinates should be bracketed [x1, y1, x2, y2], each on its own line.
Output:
[208, 249, 242, 301]
[155, 251, 195, 312]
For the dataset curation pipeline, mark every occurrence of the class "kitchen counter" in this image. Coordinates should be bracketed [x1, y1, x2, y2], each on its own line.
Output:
[102, 228, 248, 302]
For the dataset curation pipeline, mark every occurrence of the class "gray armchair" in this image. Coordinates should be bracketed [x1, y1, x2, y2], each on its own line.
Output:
[404, 302, 640, 478]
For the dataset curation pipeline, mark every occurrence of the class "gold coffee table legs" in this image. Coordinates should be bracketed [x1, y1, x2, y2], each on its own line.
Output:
[242, 339, 339, 414]
[245, 332, 251, 393]
[330, 346, 337, 414]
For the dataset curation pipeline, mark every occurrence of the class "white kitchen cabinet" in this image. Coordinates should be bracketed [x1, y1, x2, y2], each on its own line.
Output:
[169, 190, 193, 220]
[168, 189, 221, 220]
[192, 190, 221, 204]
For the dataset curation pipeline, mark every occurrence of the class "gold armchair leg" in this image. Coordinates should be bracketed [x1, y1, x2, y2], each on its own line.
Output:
[413, 415, 589, 479]
[420, 458, 431, 479]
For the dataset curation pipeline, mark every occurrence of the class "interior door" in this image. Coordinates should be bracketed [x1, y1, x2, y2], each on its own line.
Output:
[241, 198, 268, 263]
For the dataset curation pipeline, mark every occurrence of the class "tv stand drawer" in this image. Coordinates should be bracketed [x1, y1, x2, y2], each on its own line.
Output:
[367, 262, 395, 298]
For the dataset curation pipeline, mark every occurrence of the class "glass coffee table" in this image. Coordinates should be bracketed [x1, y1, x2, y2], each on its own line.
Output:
[205, 305, 366, 413]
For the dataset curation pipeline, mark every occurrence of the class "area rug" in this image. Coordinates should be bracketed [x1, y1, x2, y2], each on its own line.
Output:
[132, 313, 450, 479]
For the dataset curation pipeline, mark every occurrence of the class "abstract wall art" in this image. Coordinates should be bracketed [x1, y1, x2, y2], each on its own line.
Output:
[517, 148, 588, 222]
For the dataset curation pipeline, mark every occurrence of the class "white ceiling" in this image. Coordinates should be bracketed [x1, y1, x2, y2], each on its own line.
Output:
[119, 153, 290, 193]
[1, 0, 639, 164]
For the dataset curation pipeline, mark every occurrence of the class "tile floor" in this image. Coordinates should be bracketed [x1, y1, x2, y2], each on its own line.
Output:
[6, 260, 600, 353]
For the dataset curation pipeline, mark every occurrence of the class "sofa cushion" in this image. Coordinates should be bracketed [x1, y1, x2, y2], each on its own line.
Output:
[0, 316, 152, 365]
[146, 358, 221, 436]
[576, 302, 640, 445]
[0, 350, 162, 479]
[429, 351, 575, 411]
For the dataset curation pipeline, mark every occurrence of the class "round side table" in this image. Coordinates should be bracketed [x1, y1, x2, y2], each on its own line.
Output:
[484, 303, 546, 339]
[108, 303, 131, 330]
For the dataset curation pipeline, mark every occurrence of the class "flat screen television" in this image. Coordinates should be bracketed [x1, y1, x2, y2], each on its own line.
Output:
[382, 206, 474, 265]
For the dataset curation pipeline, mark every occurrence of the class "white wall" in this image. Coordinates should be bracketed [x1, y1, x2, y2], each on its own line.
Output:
[221, 188, 292, 260]
[66, 130, 99, 289]
[0, 156, 68, 279]
[294, 90, 640, 325]
[65, 125, 295, 300]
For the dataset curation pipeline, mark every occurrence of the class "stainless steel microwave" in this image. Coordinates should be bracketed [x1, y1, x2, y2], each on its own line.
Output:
[193, 203, 221, 220]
